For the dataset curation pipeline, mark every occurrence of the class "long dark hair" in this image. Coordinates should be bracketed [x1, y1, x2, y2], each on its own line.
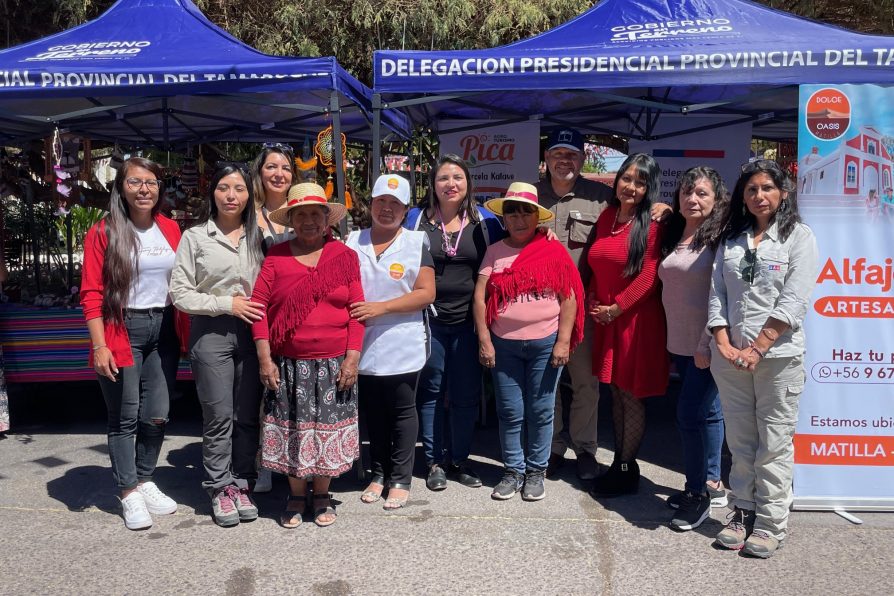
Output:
[726, 159, 800, 243]
[251, 144, 294, 210]
[101, 156, 165, 324]
[203, 164, 264, 267]
[421, 154, 481, 224]
[661, 166, 730, 256]
[610, 153, 659, 277]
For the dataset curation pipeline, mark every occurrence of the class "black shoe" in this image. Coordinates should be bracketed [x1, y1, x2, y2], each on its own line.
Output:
[545, 453, 565, 479]
[491, 469, 525, 500]
[445, 462, 482, 488]
[426, 464, 447, 491]
[669, 491, 710, 531]
[589, 460, 639, 498]
[575, 452, 598, 481]
[522, 470, 546, 501]
[668, 482, 728, 509]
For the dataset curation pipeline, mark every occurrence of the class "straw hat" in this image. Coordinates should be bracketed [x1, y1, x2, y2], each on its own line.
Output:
[267, 182, 347, 228]
[484, 182, 554, 223]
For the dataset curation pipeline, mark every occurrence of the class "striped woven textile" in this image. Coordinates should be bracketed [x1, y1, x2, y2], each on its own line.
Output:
[0, 305, 193, 383]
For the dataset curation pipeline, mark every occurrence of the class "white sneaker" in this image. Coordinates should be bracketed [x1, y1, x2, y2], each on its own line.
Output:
[254, 468, 273, 493]
[120, 492, 152, 530]
[136, 481, 178, 515]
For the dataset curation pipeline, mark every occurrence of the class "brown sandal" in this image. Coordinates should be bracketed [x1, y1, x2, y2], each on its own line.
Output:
[280, 494, 306, 529]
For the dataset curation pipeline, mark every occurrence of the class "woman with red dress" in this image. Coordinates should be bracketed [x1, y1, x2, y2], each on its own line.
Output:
[587, 153, 669, 497]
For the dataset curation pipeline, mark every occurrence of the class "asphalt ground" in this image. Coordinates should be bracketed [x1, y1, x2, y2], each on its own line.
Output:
[1, 380, 892, 595]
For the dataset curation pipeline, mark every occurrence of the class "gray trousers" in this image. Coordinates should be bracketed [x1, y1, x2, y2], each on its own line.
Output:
[189, 315, 262, 496]
[552, 316, 599, 456]
[711, 349, 804, 540]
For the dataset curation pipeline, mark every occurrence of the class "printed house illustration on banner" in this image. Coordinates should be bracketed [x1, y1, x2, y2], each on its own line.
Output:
[799, 125, 894, 196]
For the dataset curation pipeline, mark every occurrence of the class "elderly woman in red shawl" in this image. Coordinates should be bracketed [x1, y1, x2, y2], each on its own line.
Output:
[251, 183, 364, 529]
[473, 182, 585, 502]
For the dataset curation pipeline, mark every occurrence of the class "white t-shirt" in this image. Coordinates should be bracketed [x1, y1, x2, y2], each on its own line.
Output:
[128, 223, 176, 309]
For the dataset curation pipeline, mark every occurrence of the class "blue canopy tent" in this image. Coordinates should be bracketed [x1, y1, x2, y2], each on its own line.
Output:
[0, 0, 410, 155]
[371, 0, 894, 175]
[0, 0, 410, 293]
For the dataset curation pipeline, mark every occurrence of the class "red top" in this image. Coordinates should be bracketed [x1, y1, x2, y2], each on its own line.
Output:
[251, 239, 365, 359]
[587, 206, 669, 398]
[81, 214, 184, 367]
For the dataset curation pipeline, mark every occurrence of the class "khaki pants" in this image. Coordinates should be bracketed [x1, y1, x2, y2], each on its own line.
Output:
[552, 317, 599, 456]
[711, 350, 804, 540]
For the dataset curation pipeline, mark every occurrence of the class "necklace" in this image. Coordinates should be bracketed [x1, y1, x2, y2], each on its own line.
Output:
[610, 210, 633, 235]
[435, 204, 466, 257]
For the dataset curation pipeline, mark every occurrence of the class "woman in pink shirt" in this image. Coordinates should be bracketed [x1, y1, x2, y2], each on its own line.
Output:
[473, 182, 584, 502]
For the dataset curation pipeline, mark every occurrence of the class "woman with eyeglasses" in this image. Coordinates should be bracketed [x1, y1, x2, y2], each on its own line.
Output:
[658, 167, 731, 531]
[473, 183, 585, 502]
[250, 143, 295, 493]
[252, 143, 296, 248]
[708, 160, 818, 558]
[82, 156, 184, 530]
[405, 154, 505, 492]
[169, 164, 266, 527]
[587, 153, 669, 498]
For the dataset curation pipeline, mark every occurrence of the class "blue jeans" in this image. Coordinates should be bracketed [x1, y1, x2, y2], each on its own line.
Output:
[416, 321, 482, 466]
[673, 354, 724, 493]
[491, 333, 561, 474]
[98, 307, 179, 490]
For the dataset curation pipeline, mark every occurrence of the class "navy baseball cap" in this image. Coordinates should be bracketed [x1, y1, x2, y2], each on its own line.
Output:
[546, 128, 584, 153]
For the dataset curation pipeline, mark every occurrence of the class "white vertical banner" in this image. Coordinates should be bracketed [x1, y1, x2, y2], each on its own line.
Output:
[438, 120, 540, 203]
[627, 115, 752, 203]
[795, 84, 894, 510]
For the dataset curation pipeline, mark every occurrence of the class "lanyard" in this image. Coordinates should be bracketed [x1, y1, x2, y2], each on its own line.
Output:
[435, 205, 466, 258]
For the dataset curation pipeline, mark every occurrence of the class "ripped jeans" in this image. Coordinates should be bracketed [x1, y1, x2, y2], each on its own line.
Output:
[98, 307, 179, 490]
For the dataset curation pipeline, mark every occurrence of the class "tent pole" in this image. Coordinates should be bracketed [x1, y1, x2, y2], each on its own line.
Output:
[372, 94, 382, 180]
[408, 138, 416, 206]
[21, 181, 41, 294]
[330, 91, 347, 237]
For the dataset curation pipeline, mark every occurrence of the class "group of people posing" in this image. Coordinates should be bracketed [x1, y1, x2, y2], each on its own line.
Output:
[81, 129, 817, 560]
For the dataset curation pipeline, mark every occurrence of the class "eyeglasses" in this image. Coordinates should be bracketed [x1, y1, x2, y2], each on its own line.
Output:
[263, 142, 294, 154]
[739, 248, 757, 284]
[125, 177, 160, 191]
[741, 159, 776, 173]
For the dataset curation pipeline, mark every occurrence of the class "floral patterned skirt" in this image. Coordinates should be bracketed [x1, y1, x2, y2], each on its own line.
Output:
[261, 355, 359, 478]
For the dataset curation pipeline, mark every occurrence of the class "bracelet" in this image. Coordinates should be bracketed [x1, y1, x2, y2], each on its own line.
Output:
[92, 344, 107, 351]
[749, 343, 766, 359]
[760, 328, 779, 342]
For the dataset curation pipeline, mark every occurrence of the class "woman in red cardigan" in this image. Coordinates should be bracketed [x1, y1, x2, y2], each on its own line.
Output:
[81, 156, 182, 531]
[251, 183, 364, 528]
[587, 153, 669, 497]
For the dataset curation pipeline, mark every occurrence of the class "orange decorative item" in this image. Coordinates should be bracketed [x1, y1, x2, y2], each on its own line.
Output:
[314, 126, 350, 208]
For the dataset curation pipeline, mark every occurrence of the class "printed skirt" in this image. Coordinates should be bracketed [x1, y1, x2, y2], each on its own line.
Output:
[261, 355, 359, 478]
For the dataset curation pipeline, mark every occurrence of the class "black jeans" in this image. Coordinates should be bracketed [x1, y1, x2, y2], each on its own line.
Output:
[98, 307, 179, 490]
[359, 372, 420, 486]
[189, 315, 262, 496]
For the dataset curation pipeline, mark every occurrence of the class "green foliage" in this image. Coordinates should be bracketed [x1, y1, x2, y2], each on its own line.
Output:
[54, 205, 106, 253]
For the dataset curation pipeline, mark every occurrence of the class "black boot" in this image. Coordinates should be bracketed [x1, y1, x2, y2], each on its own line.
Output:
[589, 460, 639, 498]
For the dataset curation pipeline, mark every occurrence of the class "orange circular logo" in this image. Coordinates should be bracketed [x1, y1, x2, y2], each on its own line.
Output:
[389, 263, 405, 280]
[387, 177, 400, 190]
[805, 88, 851, 140]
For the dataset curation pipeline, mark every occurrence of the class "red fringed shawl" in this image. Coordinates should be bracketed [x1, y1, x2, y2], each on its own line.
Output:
[485, 232, 586, 350]
[268, 240, 361, 348]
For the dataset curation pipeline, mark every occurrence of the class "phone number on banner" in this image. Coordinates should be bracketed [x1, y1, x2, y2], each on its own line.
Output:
[811, 362, 894, 384]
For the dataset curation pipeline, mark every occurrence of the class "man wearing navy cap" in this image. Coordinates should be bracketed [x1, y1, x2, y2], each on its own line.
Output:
[536, 128, 611, 481]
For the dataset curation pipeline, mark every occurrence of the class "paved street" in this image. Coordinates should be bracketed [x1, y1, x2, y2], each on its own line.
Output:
[1, 382, 892, 595]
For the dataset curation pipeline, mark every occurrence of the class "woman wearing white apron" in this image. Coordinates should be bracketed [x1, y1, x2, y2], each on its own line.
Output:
[347, 175, 435, 509]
